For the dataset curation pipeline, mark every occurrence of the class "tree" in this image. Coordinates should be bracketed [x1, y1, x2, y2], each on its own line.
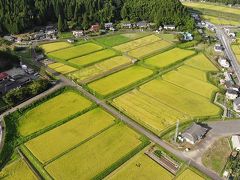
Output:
[58, 14, 63, 32]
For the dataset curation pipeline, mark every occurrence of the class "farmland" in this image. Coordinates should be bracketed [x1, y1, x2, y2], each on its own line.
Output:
[18, 90, 93, 136]
[176, 169, 204, 180]
[68, 49, 117, 67]
[113, 35, 160, 52]
[45, 124, 142, 179]
[202, 15, 239, 26]
[145, 48, 195, 68]
[107, 152, 174, 180]
[25, 108, 115, 164]
[0, 159, 37, 180]
[88, 66, 153, 96]
[128, 40, 173, 59]
[95, 34, 130, 47]
[48, 43, 103, 60]
[48, 62, 77, 74]
[40, 42, 72, 53]
[68, 56, 132, 83]
[177, 65, 207, 81]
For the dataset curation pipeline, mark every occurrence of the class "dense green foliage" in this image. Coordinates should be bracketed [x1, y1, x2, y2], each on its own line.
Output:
[0, 51, 20, 72]
[0, 0, 194, 34]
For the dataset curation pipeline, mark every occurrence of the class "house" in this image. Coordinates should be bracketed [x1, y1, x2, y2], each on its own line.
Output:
[121, 22, 132, 29]
[0, 72, 9, 82]
[231, 135, 240, 151]
[104, 23, 113, 30]
[214, 44, 224, 52]
[233, 97, 240, 112]
[224, 28, 236, 38]
[182, 32, 193, 41]
[136, 21, 148, 29]
[72, 30, 84, 38]
[224, 72, 233, 82]
[182, 123, 208, 144]
[3, 36, 15, 42]
[225, 81, 239, 91]
[218, 57, 230, 68]
[163, 25, 176, 31]
[226, 89, 238, 100]
[90, 24, 100, 32]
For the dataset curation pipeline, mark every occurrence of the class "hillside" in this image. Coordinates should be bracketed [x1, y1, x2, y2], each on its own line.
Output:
[0, 0, 194, 34]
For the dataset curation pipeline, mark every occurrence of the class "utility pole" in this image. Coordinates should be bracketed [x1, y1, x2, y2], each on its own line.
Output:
[174, 119, 179, 143]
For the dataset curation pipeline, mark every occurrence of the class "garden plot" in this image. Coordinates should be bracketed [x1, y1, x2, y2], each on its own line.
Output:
[25, 108, 115, 164]
[88, 66, 153, 96]
[48, 62, 77, 74]
[48, 43, 103, 60]
[40, 42, 72, 53]
[69, 56, 132, 83]
[68, 49, 117, 67]
[45, 124, 142, 179]
[18, 90, 93, 136]
[145, 48, 195, 68]
[113, 35, 160, 52]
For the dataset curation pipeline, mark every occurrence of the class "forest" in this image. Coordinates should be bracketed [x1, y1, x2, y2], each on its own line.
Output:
[0, 0, 194, 34]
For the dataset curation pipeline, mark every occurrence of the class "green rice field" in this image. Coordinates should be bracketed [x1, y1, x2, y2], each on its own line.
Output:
[40, 42, 72, 53]
[88, 66, 153, 96]
[25, 108, 115, 164]
[202, 15, 240, 26]
[45, 124, 142, 179]
[18, 91, 92, 136]
[95, 34, 130, 47]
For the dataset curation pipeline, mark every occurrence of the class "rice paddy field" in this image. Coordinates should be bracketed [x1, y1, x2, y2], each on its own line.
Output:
[232, 45, 240, 55]
[25, 108, 115, 164]
[176, 169, 205, 180]
[113, 35, 160, 52]
[0, 158, 37, 180]
[128, 40, 173, 59]
[145, 48, 195, 68]
[48, 43, 103, 60]
[18, 91, 93, 136]
[68, 49, 117, 67]
[182, 2, 240, 16]
[68, 56, 132, 82]
[107, 152, 174, 180]
[48, 62, 77, 74]
[202, 15, 240, 26]
[177, 65, 207, 81]
[45, 124, 142, 179]
[95, 34, 130, 47]
[40, 42, 72, 53]
[88, 66, 153, 96]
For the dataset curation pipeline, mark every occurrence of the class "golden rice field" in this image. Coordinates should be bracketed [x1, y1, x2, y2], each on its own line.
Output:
[184, 53, 218, 72]
[48, 63, 77, 74]
[162, 70, 218, 99]
[145, 48, 195, 68]
[45, 124, 141, 179]
[112, 89, 185, 134]
[68, 49, 117, 67]
[128, 40, 173, 59]
[88, 66, 153, 96]
[139, 80, 221, 117]
[232, 44, 240, 62]
[18, 91, 92, 136]
[68, 56, 131, 82]
[182, 2, 240, 16]
[176, 169, 204, 180]
[25, 108, 115, 164]
[113, 35, 160, 52]
[40, 42, 72, 53]
[48, 43, 103, 60]
[202, 15, 240, 26]
[0, 159, 37, 180]
[177, 65, 207, 81]
[107, 152, 174, 180]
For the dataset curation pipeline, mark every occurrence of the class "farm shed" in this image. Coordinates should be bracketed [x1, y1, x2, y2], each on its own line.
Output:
[231, 135, 240, 151]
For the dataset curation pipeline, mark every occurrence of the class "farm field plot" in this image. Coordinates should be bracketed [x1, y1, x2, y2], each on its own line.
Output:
[48, 43, 103, 60]
[202, 15, 239, 26]
[184, 53, 218, 72]
[45, 123, 142, 179]
[69, 56, 132, 82]
[107, 152, 174, 180]
[232, 45, 240, 54]
[128, 40, 173, 59]
[25, 108, 115, 164]
[177, 65, 207, 81]
[0, 158, 37, 180]
[162, 70, 218, 99]
[88, 66, 153, 96]
[95, 34, 130, 47]
[139, 80, 221, 117]
[40, 42, 72, 53]
[112, 89, 185, 134]
[145, 48, 195, 68]
[18, 91, 93, 136]
[176, 169, 204, 180]
[68, 49, 117, 67]
[113, 35, 160, 52]
[182, 2, 240, 16]
[48, 62, 77, 74]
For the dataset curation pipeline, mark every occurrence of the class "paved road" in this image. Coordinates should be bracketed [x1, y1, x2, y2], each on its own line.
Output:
[208, 120, 240, 135]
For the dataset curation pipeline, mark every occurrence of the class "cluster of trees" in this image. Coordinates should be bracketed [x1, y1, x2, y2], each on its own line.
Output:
[0, 0, 194, 34]
[189, 0, 240, 5]
[0, 51, 20, 72]
[3, 79, 50, 105]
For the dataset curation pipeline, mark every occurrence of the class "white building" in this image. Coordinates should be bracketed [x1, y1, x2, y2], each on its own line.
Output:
[226, 89, 238, 100]
[163, 25, 176, 31]
[231, 135, 240, 151]
[218, 57, 230, 68]
[72, 30, 84, 38]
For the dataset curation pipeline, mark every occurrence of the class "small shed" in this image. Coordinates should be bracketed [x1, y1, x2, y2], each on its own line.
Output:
[163, 25, 176, 31]
[182, 123, 208, 144]
[231, 135, 240, 151]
